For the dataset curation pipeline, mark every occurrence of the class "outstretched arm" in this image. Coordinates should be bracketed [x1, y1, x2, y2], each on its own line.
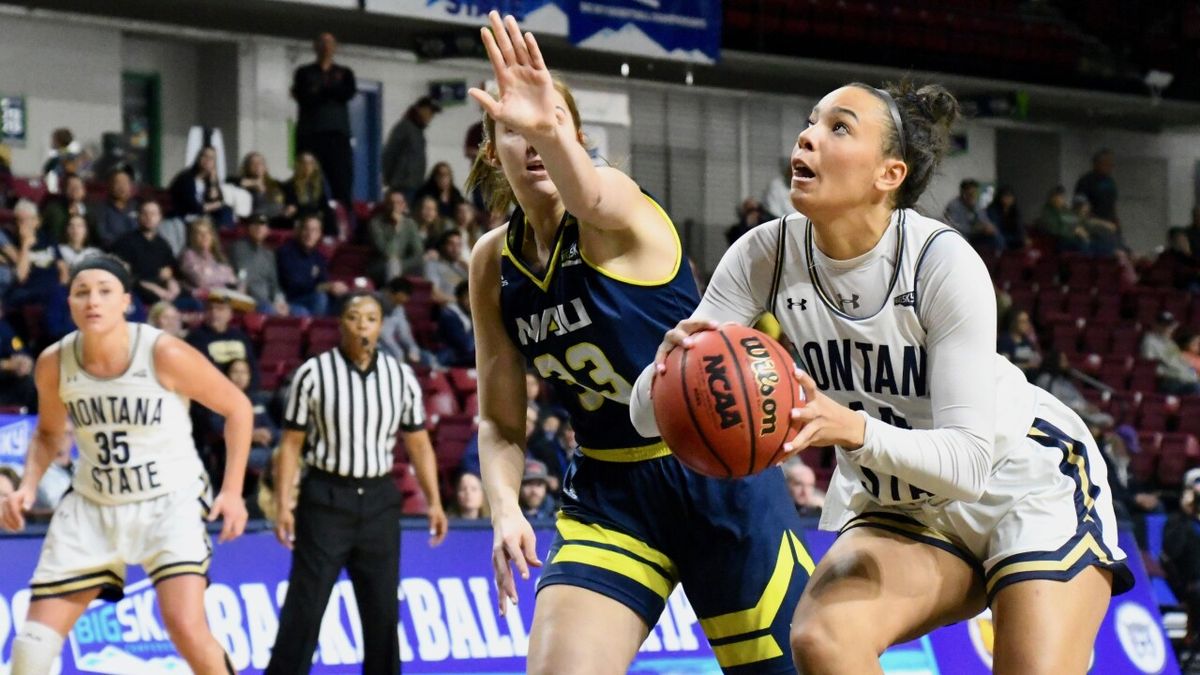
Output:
[156, 335, 252, 542]
[469, 12, 654, 233]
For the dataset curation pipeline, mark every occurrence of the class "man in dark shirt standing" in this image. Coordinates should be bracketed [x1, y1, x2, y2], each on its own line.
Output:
[1074, 148, 1119, 223]
[382, 96, 441, 201]
[292, 32, 356, 207]
[112, 201, 181, 307]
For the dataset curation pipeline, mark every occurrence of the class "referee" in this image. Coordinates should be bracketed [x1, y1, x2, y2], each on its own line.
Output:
[267, 292, 447, 675]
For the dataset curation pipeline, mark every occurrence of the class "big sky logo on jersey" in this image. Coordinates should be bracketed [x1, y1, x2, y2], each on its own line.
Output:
[515, 298, 593, 346]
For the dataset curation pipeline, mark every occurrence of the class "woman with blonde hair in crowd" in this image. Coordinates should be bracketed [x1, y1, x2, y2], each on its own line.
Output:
[179, 218, 238, 297]
[147, 300, 187, 339]
[284, 151, 336, 235]
[235, 152, 287, 224]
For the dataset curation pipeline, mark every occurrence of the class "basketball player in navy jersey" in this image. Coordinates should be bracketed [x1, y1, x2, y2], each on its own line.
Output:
[2, 255, 252, 674]
[633, 82, 1131, 674]
[467, 12, 810, 674]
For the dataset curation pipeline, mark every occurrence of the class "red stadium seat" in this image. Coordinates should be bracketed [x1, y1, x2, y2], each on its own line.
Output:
[1131, 432, 1160, 484]
[1137, 394, 1176, 432]
[260, 341, 301, 366]
[1080, 322, 1114, 354]
[448, 368, 479, 398]
[306, 324, 340, 356]
[11, 177, 47, 204]
[1129, 359, 1160, 393]
[418, 370, 454, 397]
[1179, 396, 1200, 436]
[424, 391, 460, 418]
[463, 392, 479, 418]
[1108, 328, 1140, 357]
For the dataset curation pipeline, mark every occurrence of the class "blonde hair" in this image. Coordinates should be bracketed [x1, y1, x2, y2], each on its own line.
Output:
[464, 78, 585, 215]
[188, 218, 228, 264]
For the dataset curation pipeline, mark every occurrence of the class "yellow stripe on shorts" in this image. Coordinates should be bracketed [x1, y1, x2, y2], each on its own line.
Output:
[31, 570, 124, 598]
[556, 516, 679, 579]
[701, 532, 813, 668]
[985, 531, 1113, 594]
[579, 442, 672, 462]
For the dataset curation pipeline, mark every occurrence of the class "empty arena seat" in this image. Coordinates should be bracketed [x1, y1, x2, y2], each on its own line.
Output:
[447, 368, 479, 397]
[1137, 394, 1176, 432]
[424, 391, 460, 418]
[1129, 359, 1160, 393]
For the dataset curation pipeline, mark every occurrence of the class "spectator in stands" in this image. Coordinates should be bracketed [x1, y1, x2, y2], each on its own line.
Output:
[212, 358, 276, 473]
[382, 96, 442, 200]
[453, 202, 485, 263]
[1073, 194, 1122, 256]
[1035, 351, 1114, 430]
[292, 32, 356, 206]
[449, 472, 488, 520]
[1141, 311, 1200, 395]
[368, 188, 426, 283]
[186, 295, 259, 384]
[1074, 149, 1118, 223]
[148, 300, 186, 339]
[276, 213, 348, 316]
[0, 466, 18, 499]
[782, 458, 824, 517]
[1179, 331, 1200, 374]
[233, 152, 287, 225]
[414, 162, 466, 219]
[413, 194, 450, 245]
[996, 308, 1042, 380]
[761, 159, 794, 221]
[7, 200, 60, 312]
[528, 411, 568, 493]
[0, 300, 36, 412]
[381, 277, 435, 367]
[1036, 185, 1089, 252]
[56, 213, 101, 272]
[230, 214, 288, 315]
[519, 458, 557, 521]
[169, 145, 233, 227]
[437, 280, 474, 367]
[1162, 469, 1200, 621]
[726, 197, 767, 246]
[1098, 425, 1159, 532]
[93, 168, 139, 250]
[986, 185, 1025, 250]
[943, 178, 1001, 249]
[179, 218, 238, 298]
[41, 127, 80, 194]
[424, 230, 468, 305]
[284, 151, 336, 236]
[112, 201, 182, 307]
[526, 371, 544, 416]
[1157, 227, 1200, 291]
[1183, 205, 1200, 256]
[40, 173, 90, 244]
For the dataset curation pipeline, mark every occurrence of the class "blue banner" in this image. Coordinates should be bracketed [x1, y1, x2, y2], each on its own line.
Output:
[365, 0, 570, 35]
[0, 415, 35, 469]
[0, 524, 1179, 673]
[568, 0, 721, 64]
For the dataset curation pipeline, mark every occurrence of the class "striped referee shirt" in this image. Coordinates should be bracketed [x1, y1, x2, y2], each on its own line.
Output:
[284, 347, 425, 478]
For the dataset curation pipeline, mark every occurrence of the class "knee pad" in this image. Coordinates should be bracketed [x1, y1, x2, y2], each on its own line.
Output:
[12, 621, 65, 675]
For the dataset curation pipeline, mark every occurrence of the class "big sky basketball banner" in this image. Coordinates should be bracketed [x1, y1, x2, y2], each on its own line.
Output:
[0, 415, 35, 469]
[566, 0, 722, 64]
[0, 525, 1179, 674]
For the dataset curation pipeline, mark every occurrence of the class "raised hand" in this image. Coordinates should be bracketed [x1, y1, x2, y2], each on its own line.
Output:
[469, 12, 563, 140]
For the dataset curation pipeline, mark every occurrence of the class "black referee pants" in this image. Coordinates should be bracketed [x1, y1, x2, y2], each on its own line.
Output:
[297, 131, 353, 206]
[266, 470, 401, 675]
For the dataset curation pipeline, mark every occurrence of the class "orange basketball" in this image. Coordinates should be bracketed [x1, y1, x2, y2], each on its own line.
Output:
[652, 324, 802, 479]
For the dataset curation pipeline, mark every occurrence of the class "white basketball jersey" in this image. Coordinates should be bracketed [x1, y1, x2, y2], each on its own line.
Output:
[60, 323, 203, 505]
[766, 209, 1037, 508]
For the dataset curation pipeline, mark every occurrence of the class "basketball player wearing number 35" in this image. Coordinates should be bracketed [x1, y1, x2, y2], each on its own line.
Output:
[1, 255, 252, 675]
[631, 83, 1133, 674]
[467, 12, 812, 674]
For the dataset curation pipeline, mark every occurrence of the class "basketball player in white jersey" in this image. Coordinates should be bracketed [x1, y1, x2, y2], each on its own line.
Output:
[1, 255, 253, 675]
[631, 82, 1132, 674]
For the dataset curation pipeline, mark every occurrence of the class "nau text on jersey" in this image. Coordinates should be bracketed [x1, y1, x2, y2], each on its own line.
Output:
[65, 395, 165, 427]
[515, 298, 593, 346]
[796, 339, 927, 397]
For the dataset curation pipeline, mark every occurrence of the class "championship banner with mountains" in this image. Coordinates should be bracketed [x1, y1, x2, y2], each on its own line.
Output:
[364, 0, 721, 63]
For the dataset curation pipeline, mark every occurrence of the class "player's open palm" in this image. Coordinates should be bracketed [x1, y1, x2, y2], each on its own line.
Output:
[469, 11, 560, 138]
[491, 510, 542, 616]
[0, 486, 34, 532]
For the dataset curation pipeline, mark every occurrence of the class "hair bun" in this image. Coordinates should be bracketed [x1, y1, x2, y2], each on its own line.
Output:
[915, 84, 960, 131]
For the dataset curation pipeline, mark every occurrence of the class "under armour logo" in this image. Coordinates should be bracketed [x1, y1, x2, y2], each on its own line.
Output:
[785, 297, 807, 311]
[837, 294, 860, 309]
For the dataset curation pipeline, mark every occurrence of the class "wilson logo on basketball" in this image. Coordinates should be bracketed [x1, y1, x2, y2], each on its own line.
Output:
[701, 354, 743, 429]
[740, 336, 780, 435]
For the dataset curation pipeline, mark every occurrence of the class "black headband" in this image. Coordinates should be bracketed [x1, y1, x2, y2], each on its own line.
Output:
[854, 85, 907, 162]
[68, 256, 133, 292]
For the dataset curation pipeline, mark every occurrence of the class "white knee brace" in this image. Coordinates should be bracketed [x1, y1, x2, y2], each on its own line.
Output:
[11, 621, 64, 675]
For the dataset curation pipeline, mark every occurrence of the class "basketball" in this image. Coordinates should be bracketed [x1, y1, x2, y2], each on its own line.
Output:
[652, 324, 802, 479]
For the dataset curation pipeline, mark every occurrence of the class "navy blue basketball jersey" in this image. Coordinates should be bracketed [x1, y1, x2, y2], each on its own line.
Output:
[499, 196, 699, 454]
